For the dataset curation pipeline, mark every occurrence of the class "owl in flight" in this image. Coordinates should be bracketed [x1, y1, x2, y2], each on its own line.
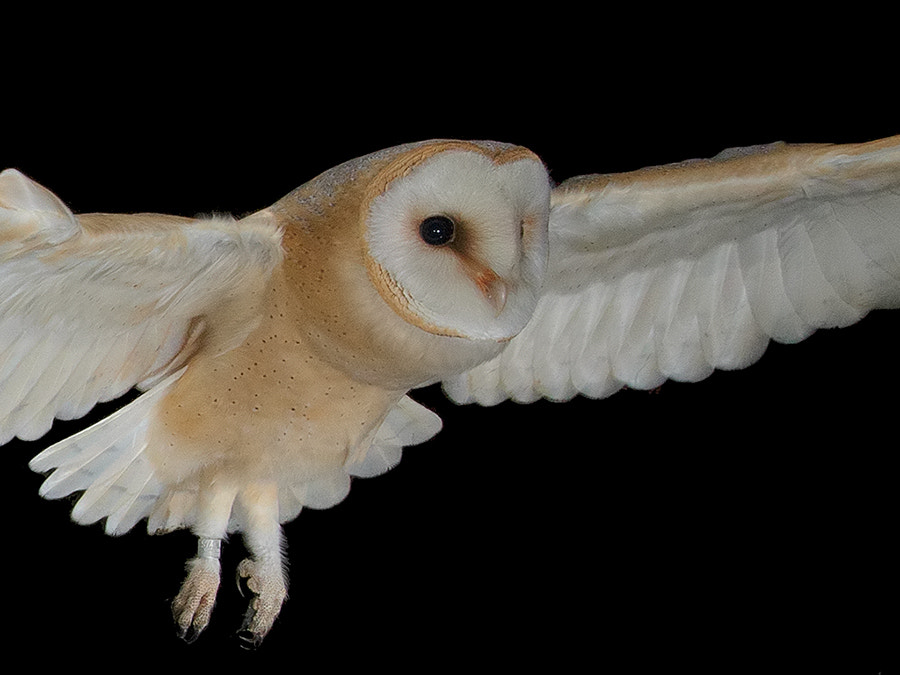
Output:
[1, 136, 899, 645]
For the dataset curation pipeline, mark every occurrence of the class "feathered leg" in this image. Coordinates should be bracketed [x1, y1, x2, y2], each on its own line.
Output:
[171, 485, 238, 642]
[235, 482, 288, 647]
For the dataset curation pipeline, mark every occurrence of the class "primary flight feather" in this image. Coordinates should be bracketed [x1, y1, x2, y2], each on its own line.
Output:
[2, 136, 899, 645]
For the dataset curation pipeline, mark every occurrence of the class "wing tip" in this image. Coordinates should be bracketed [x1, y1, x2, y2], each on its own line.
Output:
[0, 169, 79, 251]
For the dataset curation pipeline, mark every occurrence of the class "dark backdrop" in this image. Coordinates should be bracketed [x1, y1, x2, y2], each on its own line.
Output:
[3, 22, 897, 672]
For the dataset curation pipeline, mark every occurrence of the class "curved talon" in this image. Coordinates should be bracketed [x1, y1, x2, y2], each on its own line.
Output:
[236, 566, 249, 598]
[237, 626, 265, 650]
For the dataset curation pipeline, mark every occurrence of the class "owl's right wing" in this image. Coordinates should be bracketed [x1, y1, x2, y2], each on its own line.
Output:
[0, 169, 283, 445]
[443, 135, 900, 405]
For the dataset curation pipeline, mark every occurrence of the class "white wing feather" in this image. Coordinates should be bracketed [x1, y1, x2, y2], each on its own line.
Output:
[29, 368, 187, 535]
[344, 395, 443, 479]
[444, 136, 900, 404]
[0, 169, 283, 444]
[281, 395, 442, 518]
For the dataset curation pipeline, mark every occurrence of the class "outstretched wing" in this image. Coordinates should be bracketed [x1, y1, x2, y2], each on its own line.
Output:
[443, 135, 900, 405]
[0, 169, 283, 444]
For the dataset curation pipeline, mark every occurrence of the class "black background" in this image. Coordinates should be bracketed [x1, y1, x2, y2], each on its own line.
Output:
[3, 13, 898, 672]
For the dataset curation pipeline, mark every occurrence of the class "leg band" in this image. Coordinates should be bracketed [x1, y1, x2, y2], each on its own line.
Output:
[197, 537, 222, 561]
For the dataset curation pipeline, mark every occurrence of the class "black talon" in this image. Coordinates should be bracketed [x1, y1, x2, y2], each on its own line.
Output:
[236, 629, 263, 650]
[182, 625, 203, 644]
[237, 614, 265, 650]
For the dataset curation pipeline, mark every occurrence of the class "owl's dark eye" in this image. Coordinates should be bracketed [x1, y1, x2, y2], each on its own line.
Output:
[419, 215, 456, 246]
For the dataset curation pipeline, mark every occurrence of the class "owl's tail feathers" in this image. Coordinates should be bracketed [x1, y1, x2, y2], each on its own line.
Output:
[28, 368, 186, 536]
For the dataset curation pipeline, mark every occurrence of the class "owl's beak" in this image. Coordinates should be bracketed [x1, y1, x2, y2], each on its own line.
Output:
[474, 269, 508, 317]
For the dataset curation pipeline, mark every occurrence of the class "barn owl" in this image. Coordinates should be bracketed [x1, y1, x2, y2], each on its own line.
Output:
[2, 136, 899, 646]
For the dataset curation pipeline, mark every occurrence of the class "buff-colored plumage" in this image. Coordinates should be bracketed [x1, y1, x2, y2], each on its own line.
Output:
[2, 136, 900, 645]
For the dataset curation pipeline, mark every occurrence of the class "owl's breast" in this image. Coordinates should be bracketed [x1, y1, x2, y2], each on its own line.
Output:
[146, 302, 406, 516]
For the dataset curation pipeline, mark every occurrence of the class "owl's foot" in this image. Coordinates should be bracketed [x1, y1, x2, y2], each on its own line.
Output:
[172, 546, 222, 643]
[236, 557, 287, 648]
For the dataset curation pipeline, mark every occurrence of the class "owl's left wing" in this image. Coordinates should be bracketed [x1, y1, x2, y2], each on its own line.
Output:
[0, 169, 283, 444]
[443, 135, 900, 405]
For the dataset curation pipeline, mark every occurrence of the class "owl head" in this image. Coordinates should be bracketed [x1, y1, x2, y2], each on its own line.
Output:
[361, 140, 551, 342]
[267, 140, 552, 388]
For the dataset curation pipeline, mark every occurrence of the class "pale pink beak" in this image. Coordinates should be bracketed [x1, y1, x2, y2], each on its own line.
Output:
[474, 268, 508, 317]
